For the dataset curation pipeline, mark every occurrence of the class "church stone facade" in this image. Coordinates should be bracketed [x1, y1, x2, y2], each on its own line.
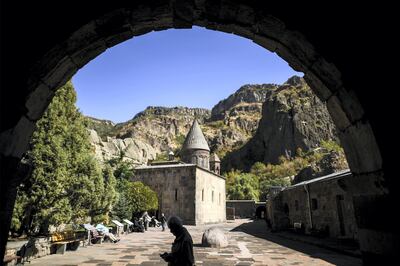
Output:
[133, 120, 226, 225]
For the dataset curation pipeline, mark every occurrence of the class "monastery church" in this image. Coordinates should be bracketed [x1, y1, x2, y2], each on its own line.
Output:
[133, 120, 226, 225]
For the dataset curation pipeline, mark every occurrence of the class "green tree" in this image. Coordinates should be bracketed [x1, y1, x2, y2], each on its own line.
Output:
[250, 162, 267, 180]
[107, 154, 158, 219]
[112, 179, 133, 220]
[227, 173, 259, 200]
[320, 139, 343, 153]
[108, 151, 134, 180]
[106, 153, 135, 220]
[129, 181, 158, 216]
[224, 169, 242, 193]
[112, 180, 158, 219]
[11, 81, 112, 235]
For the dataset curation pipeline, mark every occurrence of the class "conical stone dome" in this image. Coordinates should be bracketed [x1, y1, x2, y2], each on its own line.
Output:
[182, 120, 210, 152]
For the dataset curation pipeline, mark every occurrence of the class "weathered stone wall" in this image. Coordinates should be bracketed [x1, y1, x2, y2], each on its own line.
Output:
[281, 187, 310, 229]
[133, 165, 197, 224]
[182, 149, 210, 170]
[270, 173, 358, 240]
[226, 200, 255, 218]
[266, 194, 289, 231]
[134, 164, 226, 225]
[195, 168, 226, 224]
[309, 178, 357, 239]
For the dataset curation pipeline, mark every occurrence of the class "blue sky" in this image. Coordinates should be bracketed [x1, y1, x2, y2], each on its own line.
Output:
[72, 26, 302, 123]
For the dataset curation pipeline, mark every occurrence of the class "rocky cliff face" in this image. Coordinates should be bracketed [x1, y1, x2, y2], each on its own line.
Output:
[86, 107, 211, 164]
[205, 83, 278, 158]
[114, 106, 211, 153]
[211, 84, 278, 121]
[88, 129, 157, 164]
[86, 76, 340, 170]
[85, 117, 116, 141]
[222, 76, 339, 172]
[86, 84, 273, 165]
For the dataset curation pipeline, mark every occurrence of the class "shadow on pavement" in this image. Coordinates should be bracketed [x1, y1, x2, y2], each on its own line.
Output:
[230, 219, 362, 266]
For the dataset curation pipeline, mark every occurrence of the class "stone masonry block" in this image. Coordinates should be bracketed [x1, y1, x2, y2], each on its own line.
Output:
[236, 4, 255, 25]
[0, 116, 35, 158]
[285, 31, 318, 68]
[173, 0, 195, 28]
[104, 30, 135, 49]
[342, 171, 388, 196]
[41, 56, 78, 91]
[338, 120, 382, 174]
[25, 81, 54, 121]
[95, 9, 132, 39]
[336, 88, 365, 123]
[276, 45, 307, 73]
[68, 39, 106, 71]
[29, 44, 69, 85]
[219, 0, 238, 21]
[203, 0, 222, 21]
[254, 14, 285, 40]
[227, 24, 254, 40]
[252, 34, 279, 52]
[310, 57, 343, 92]
[66, 21, 100, 55]
[304, 71, 334, 101]
[326, 94, 352, 130]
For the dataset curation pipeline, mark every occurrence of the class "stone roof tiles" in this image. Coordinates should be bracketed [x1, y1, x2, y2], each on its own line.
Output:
[181, 119, 210, 152]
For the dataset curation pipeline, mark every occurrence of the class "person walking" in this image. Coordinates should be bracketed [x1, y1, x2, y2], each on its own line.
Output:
[160, 213, 167, 231]
[160, 216, 194, 266]
[141, 211, 151, 231]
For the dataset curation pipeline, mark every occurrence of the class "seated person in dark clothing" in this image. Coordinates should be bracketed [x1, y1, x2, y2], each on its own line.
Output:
[160, 216, 194, 266]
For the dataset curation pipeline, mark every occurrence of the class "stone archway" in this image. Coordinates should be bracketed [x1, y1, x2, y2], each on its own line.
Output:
[0, 3, 392, 263]
[255, 205, 266, 219]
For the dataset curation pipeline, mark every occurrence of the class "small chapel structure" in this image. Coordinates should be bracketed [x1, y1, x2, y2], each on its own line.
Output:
[133, 120, 226, 225]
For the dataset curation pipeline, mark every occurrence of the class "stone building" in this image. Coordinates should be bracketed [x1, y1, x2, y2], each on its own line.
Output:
[133, 120, 226, 225]
[210, 153, 221, 175]
[266, 170, 358, 240]
[226, 200, 267, 219]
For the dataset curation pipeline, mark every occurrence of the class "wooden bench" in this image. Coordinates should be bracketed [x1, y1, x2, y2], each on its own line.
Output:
[81, 224, 105, 245]
[89, 228, 104, 244]
[51, 231, 84, 254]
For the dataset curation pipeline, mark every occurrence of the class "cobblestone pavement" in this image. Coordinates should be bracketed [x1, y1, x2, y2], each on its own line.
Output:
[28, 219, 362, 265]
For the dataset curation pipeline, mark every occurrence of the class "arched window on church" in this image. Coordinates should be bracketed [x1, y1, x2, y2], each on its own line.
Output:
[212, 191, 214, 203]
[202, 189, 204, 201]
[175, 189, 178, 201]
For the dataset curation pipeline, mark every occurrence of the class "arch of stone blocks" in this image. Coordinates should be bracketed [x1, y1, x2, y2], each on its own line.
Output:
[2, 6, 383, 176]
[0, 3, 392, 264]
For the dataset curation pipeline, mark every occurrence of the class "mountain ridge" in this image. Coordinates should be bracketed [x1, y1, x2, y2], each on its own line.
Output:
[85, 75, 339, 172]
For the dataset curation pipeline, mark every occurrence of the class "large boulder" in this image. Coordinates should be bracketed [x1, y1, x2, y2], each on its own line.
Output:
[201, 227, 228, 248]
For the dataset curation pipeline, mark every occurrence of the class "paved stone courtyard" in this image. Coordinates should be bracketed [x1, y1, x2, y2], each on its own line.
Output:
[28, 219, 361, 266]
